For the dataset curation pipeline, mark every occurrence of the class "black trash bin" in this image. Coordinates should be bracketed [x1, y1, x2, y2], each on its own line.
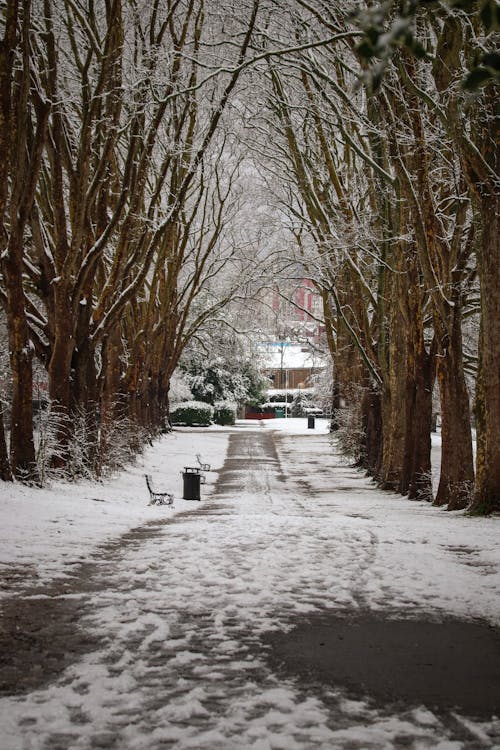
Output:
[307, 415, 315, 429]
[183, 467, 201, 500]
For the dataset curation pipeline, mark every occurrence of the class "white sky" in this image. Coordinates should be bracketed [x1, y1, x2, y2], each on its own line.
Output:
[0, 419, 498, 749]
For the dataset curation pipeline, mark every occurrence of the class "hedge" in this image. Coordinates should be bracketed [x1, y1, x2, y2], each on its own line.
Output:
[213, 401, 236, 426]
[170, 401, 214, 426]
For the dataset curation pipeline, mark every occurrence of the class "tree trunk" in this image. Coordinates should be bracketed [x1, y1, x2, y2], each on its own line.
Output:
[379, 262, 408, 491]
[2, 240, 38, 480]
[157, 376, 170, 431]
[380, 381, 406, 490]
[434, 312, 474, 509]
[437, 49, 499, 513]
[70, 328, 99, 473]
[361, 387, 382, 476]
[405, 341, 434, 501]
[71, 342, 99, 417]
[403, 257, 434, 501]
[98, 328, 124, 474]
[330, 378, 340, 431]
[71, 296, 99, 417]
[47, 304, 75, 466]
[0, 0, 47, 482]
[146, 371, 157, 431]
[471, 194, 500, 513]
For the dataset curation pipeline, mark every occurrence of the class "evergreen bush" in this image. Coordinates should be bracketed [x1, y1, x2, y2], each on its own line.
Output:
[170, 401, 213, 426]
[290, 391, 309, 417]
[214, 401, 236, 425]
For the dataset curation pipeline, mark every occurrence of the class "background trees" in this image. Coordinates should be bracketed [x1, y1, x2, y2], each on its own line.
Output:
[245, 1, 497, 512]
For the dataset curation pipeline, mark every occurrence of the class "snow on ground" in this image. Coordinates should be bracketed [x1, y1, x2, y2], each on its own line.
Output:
[0, 428, 232, 593]
[0, 418, 499, 749]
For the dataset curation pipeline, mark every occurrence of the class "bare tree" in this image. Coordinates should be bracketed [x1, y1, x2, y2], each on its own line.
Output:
[17, 0, 262, 467]
[350, 2, 498, 512]
[0, 0, 49, 479]
[249, 6, 437, 499]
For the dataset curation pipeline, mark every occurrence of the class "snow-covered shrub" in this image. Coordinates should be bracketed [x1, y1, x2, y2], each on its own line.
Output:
[266, 390, 295, 403]
[97, 415, 148, 476]
[180, 352, 266, 407]
[332, 401, 366, 464]
[170, 401, 213, 426]
[35, 404, 71, 486]
[35, 400, 149, 483]
[213, 401, 236, 425]
[309, 364, 334, 417]
[169, 371, 194, 403]
[66, 408, 99, 481]
[290, 391, 311, 417]
[35, 401, 99, 485]
[412, 470, 435, 503]
[36, 405, 99, 483]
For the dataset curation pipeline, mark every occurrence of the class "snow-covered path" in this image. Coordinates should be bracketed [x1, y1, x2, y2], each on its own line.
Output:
[0, 424, 499, 749]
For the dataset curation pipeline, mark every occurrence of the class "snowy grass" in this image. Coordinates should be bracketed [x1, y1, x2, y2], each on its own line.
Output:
[0, 427, 232, 594]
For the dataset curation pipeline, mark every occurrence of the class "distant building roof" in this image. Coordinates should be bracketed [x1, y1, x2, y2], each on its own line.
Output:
[258, 342, 325, 370]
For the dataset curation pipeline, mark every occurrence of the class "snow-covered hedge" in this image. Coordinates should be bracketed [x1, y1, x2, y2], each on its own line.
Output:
[332, 401, 365, 464]
[213, 401, 236, 426]
[170, 401, 213, 427]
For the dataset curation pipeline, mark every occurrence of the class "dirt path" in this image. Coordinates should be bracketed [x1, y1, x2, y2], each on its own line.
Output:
[0, 427, 499, 749]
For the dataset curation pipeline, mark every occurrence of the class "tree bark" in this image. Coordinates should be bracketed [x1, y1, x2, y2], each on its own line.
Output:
[70, 302, 100, 472]
[99, 327, 125, 473]
[0, 0, 47, 481]
[434, 311, 474, 509]
[3, 253, 37, 479]
[471, 193, 500, 513]
[393, 55, 475, 511]
[432, 20, 498, 513]
[379, 249, 408, 491]
[70, 289, 98, 412]
[405, 336, 434, 501]
[47, 293, 75, 464]
[403, 255, 434, 501]
[361, 386, 382, 476]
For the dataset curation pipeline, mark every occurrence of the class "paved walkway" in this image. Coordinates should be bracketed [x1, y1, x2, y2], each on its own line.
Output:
[0, 427, 499, 749]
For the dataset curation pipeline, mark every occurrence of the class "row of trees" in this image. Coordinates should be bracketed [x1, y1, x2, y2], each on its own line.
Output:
[1, 0, 498, 514]
[248, 0, 498, 513]
[0, 0, 269, 481]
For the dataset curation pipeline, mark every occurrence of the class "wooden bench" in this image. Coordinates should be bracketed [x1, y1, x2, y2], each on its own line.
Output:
[144, 474, 174, 506]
